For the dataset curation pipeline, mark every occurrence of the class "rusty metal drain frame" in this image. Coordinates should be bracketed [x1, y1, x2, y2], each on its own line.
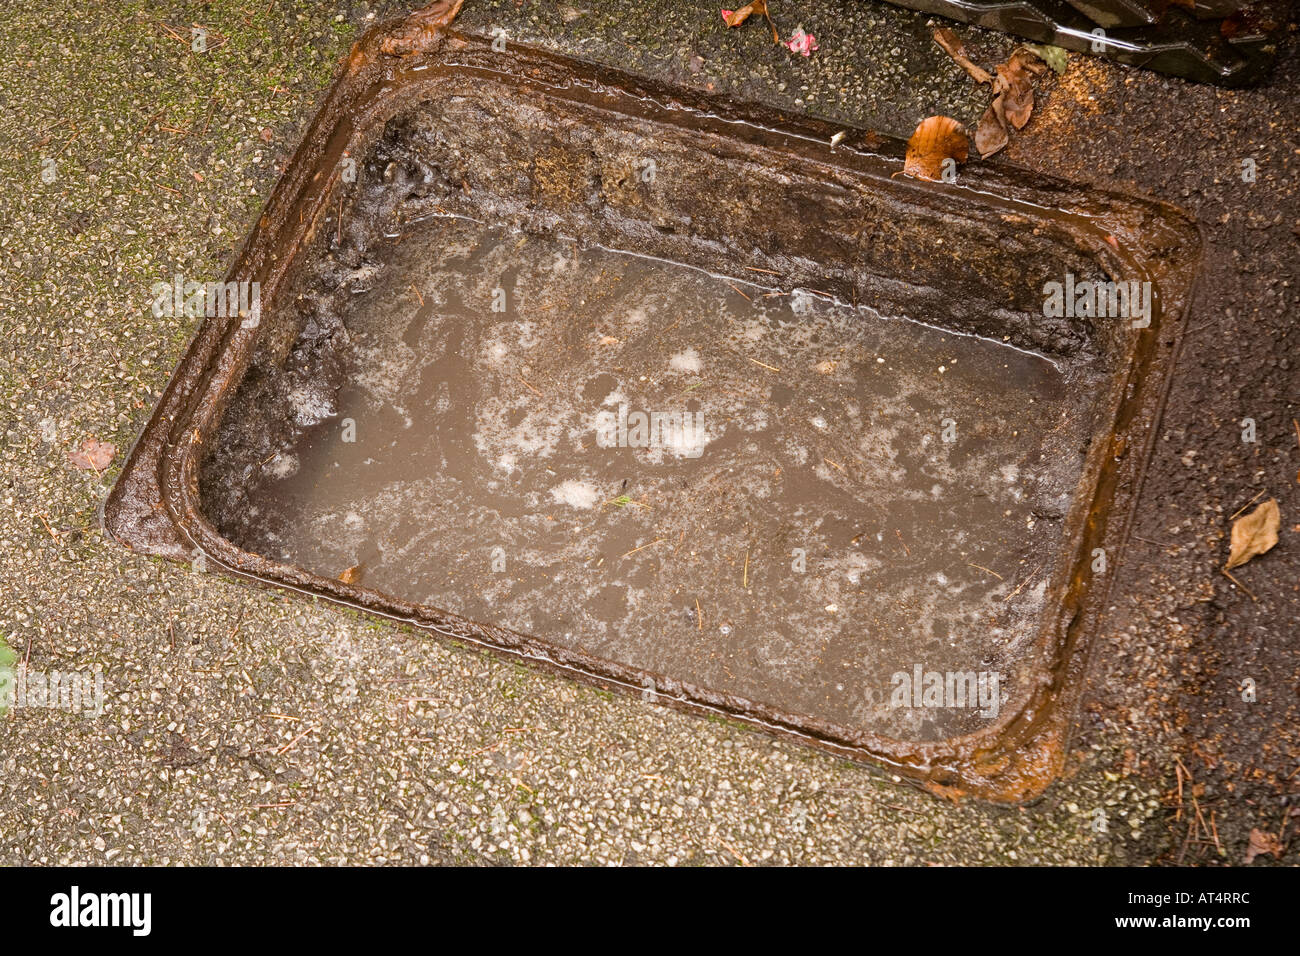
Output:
[104, 14, 1202, 802]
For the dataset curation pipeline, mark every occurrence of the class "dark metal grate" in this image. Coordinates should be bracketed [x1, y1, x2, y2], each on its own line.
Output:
[880, 0, 1288, 85]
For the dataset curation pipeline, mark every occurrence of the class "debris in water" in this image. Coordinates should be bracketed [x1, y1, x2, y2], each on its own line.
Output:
[1225, 497, 1280, 570]
[903, 116, 967, 181]
[339, 564, 362, 585]
[67, 438, 115, 472]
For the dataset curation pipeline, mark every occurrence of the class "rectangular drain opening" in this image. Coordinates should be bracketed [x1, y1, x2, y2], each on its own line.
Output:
[106, 23, 1200, 800]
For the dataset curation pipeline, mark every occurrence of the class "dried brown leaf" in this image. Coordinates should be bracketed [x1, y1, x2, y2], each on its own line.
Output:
[1244, 827, 1282, 863]
[722, 1, 778, 42]
[339, 565, 362, 585]
[997, 60, 1035, 130]
[67, 438, 116, 472]
[722, 0, 766, 27]
[903, 116, 967, 182]
[975, 95, 1008, 158]
[1010, 47, 1048, 76]
[1225, 498, 1280, 570]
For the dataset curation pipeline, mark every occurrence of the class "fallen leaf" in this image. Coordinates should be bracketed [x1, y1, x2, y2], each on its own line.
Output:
[598, 335, 620, 345]
[993, 66, 1034, 130]
[932, 27, 992, 85]
[721, 6, 744, 26]
[1244, 827, 1282, 863]
[339, 565, 362, 585]
[815, 360, 837, 374]
[721, 2, 760, 27]
[259, 126, 273, 143]
[1022, 42, 1068, 75]
[975, 95, 1008, 158]
[720, 2, 779, 42]
[997, 54, 1037, 130]
[1010, 47, 1048, 76]
[903, 116, 967, 181]
[67, 438, 116, 472]
[973, 49, 1044, 158]
[1225, 498, 1280, 570]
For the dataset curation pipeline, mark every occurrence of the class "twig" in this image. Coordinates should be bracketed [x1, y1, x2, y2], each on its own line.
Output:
[747, 357, 780, 373]
[36, 512, 61, 541]
[1220, 567, 1257, 602]
[720, 840, 751, 867]
[1005, 564, 1042, 601]
[932, 28, 994, 85]
[275, 727, 314, 755]
[215, 809, 237, 840]
[1229, 489, 1266, 521]
[621, 538, 665, 559]
[966, 561, 1003, 580]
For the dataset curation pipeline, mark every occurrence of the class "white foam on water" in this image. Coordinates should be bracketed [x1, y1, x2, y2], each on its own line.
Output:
[669, 348, 701, 373]
[549, 479, 600, 510]
[288, 386, 336, 427]
[266, 452, 299, 479]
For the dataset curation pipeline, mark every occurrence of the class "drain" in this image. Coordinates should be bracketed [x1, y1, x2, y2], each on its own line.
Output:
[105, 18, 1200, 800]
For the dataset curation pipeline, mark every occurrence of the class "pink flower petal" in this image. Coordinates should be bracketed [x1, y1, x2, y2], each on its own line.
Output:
[786, 30, 819, 56]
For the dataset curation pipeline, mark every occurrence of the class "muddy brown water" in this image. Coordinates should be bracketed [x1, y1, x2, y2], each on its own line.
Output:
[204, 215, 1080, 741]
